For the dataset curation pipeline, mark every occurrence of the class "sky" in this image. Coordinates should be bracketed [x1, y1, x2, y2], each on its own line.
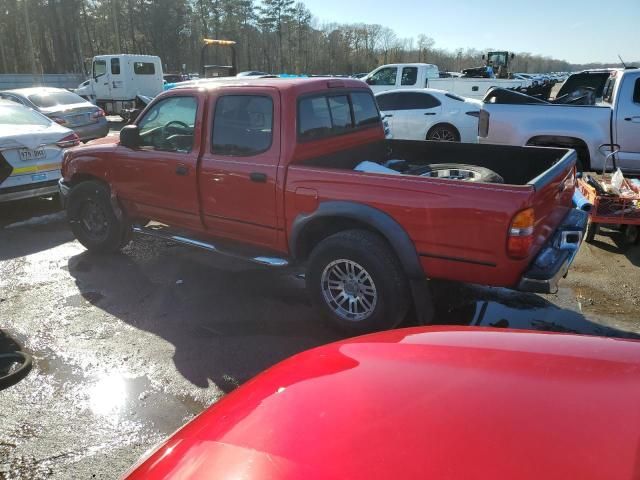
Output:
[301, 0, 640, 64]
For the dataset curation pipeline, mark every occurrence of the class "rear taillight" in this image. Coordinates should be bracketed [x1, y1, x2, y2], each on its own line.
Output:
[466, 111, 480, 118]
[507, 208, 535, 259]
[91, 108, 106, 119]
[478, 110, 490, 137]
[56, 132, 81, 148]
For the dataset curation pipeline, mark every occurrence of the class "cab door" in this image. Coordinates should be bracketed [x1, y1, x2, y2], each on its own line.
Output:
[198, 88, 281, 249]
[114, 94, 203, 229]
[92, 58, 111, 101]
[615, 75, 640, 170]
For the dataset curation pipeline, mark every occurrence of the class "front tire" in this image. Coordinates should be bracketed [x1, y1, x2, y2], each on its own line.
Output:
[307, 230, 410, 335]
[67, 181, 131, 253]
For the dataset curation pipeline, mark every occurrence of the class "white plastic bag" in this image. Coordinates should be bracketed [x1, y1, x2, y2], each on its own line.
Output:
[610, 168, 625, 195]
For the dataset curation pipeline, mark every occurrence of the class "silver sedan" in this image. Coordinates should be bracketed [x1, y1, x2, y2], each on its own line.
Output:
[0, 87, 108, 142]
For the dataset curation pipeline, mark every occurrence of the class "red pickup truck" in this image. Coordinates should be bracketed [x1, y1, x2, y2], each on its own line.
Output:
[59, 78, 587, 333]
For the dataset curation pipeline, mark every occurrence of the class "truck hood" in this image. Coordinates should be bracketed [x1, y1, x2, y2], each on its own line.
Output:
[123, 327, 640, 480]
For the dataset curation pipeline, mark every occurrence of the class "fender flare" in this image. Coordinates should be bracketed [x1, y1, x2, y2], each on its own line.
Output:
[290, 201, 424, 280]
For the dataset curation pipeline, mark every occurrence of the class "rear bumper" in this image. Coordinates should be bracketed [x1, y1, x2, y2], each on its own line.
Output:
[73, 119, 109, 142]
[0, 180, 59, 202]
[518, 208, 588, 294]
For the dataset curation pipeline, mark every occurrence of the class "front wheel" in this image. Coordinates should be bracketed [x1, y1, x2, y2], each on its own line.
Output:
[67, 180, 131, 253]
[307, 230, 410, 335]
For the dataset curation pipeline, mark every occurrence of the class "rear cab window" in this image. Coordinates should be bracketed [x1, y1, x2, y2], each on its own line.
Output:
[298, 90, 380, 142]
[212, 95, 273, 156]
[111, 58, 121, 75]
[134, 62, 155, 75]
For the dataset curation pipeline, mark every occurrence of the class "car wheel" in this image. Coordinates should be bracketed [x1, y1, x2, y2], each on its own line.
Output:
[426, 124, 459, 142]
[307, 229, 410, 335]
[67, 180, 131, 253]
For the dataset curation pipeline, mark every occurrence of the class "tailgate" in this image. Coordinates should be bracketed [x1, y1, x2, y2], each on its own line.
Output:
[527, 148, 577, 257]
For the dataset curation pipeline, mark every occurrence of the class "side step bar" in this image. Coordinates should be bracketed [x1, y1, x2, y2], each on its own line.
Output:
[132, 225, 290, 268]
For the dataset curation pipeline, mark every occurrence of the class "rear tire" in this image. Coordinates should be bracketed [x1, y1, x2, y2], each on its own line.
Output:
[426, 124, 459, 142]
[307, 230, 410, 335]
[67, 181, 131, 253]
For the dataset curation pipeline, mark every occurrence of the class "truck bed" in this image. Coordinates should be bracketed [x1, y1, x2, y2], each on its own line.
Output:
[287, 140, 577, 287]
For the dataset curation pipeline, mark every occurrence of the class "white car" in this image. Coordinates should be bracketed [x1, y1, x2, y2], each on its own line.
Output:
[0, 100, 79, 202]
[375, 89, 481, 143]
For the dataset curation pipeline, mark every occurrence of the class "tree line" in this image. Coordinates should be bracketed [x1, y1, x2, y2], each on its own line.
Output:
[0, 0, 628, 77]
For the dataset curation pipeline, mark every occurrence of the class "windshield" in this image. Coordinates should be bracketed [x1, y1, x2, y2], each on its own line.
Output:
[0, 104, 51, 125]
[487, 52, 508, 67]
[28, 91, 86, 108]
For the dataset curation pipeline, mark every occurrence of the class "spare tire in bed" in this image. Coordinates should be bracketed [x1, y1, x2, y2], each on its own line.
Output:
[409, 163, 504, 183]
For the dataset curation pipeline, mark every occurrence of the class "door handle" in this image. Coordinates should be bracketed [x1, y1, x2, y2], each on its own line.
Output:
[175, 164, 189, 176]
[625, 116, 640, 122]
[424, 112, 436, 115]
[250, 172, 267, 183]
[383, 114, 393, 118]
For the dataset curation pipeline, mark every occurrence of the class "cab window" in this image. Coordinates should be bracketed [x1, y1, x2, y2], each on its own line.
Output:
[401, 67, 417, 86]
[93, 60, 107, 78]
[134, 62, 155, 75]
[634, 79, 640, 104]
[137, 96, 197, 152]
[367, 67, 397, 86]
[111, 58, 121, 75]
[212, 95, 273, 156]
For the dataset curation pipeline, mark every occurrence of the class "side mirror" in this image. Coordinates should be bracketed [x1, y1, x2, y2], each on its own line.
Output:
[482, 54, 485, 60]
[511, 53, 515, 60]
[120, 125, 140, 148]
[365, 77, 374, 85]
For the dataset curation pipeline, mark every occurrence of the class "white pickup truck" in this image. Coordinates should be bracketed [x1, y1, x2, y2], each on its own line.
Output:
[479, 69, 640, 172]
[364, 63, 527, 100]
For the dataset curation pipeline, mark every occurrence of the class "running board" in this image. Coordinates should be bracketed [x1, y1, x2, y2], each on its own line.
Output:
[132, 225, 289, 267]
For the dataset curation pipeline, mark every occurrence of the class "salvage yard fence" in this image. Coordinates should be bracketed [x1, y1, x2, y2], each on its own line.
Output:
[0, 74, 85, 91]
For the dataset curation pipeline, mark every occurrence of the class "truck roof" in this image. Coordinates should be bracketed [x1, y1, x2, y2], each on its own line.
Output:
[172, 77, 371, 95]
[94, 54, 161, 60]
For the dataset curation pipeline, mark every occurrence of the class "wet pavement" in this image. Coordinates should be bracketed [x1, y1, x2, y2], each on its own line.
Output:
[1, 196, 640, 478]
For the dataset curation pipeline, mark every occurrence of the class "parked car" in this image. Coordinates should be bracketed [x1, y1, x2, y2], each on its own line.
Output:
[480, 68, 640, 172]
[122, 326, 640, 480]
[0, 87, 108, 142]
[375, 89, 481, 143]
[364, 63, 528, 99]
[59, 78, 586, 333]
[0, 100, 79, 202]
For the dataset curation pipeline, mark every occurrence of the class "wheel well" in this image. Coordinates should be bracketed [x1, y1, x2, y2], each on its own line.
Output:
[69, 173, 107, 188]
[426, 123, 460, 141]
[294, 217, 382, 261]
[526, 136, 590, 170]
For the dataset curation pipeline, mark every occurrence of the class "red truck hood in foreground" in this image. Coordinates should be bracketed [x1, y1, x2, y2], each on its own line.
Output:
[123, 327, 640, 479]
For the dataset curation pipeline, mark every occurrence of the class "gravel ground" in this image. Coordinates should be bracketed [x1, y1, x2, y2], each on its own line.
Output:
[1, 109, 639, 478]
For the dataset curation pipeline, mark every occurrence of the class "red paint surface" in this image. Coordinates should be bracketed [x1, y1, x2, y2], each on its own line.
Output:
[62, 78, 575, 287]
[123, 327, 640, 479]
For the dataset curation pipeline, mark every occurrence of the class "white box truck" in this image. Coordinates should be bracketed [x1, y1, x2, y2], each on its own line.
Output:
[75, 54, 163, 116]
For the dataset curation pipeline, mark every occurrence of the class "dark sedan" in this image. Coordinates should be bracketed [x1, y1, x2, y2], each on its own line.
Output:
[0, 87, 108, 142]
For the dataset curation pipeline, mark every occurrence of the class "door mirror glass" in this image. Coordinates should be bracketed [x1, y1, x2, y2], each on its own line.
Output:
[120, 125, 140, 149]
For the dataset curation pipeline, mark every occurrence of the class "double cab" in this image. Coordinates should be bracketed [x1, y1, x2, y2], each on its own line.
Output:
[60, 78, 586, 333]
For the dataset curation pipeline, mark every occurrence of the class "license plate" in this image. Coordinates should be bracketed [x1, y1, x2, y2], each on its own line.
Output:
[31, 173, 47, 182]
[70, 114, 88, 125]
[20, 147, 46, 161]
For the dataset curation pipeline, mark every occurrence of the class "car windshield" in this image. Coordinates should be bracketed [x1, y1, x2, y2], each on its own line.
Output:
[28, 91, 85, 108]
[0, 104, 51, 126]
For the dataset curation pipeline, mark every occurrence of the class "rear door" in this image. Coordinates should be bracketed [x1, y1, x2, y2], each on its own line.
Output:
[114, 94, 202, 229]
[615, 74, 640, 170]
[198, 88, 281, 248]
[392, 92, 442, 140]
